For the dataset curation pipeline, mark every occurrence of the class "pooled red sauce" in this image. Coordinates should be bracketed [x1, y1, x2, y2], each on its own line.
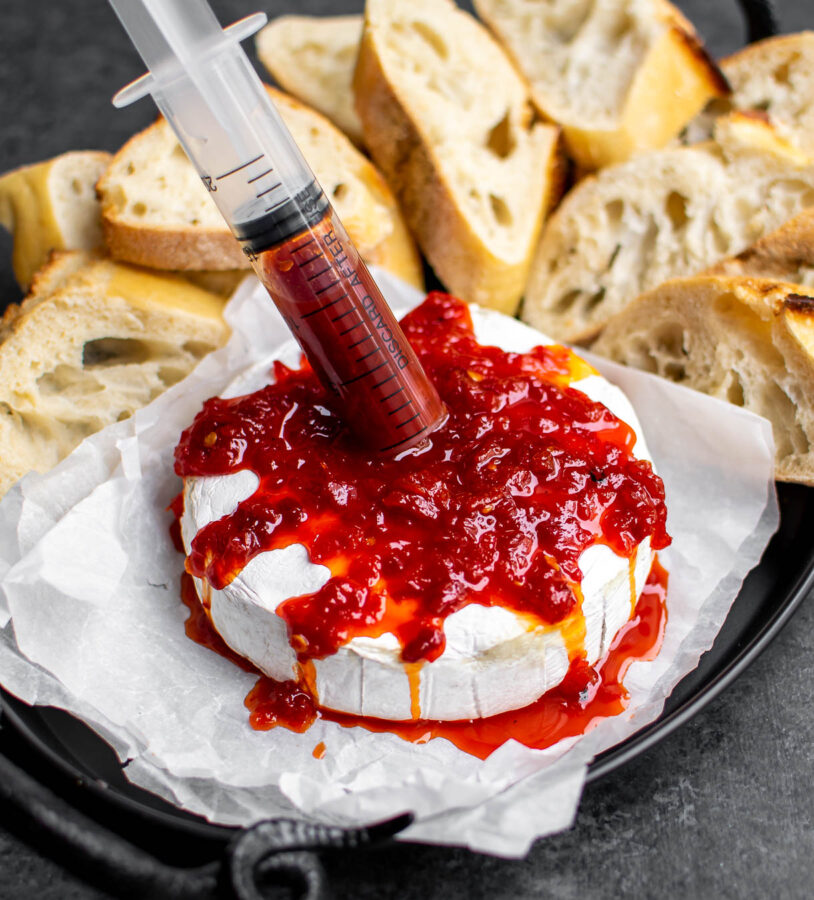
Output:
[175, 293, 670, 669]
[182, 560, 668, 758]
[316, 559, 668, 758]
[244, 676, 318, 733]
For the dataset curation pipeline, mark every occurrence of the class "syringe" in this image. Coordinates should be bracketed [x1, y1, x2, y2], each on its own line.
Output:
[108, 0, 445, 455]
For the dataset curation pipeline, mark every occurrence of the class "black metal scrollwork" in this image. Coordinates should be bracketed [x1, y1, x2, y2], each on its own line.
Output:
[226, 815, 414, 900]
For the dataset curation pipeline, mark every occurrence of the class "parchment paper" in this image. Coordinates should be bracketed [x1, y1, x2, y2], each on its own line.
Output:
[0, 271, 778, 857]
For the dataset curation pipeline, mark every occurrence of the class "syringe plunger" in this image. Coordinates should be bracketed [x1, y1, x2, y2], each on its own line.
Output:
[109, 0, 446, 453]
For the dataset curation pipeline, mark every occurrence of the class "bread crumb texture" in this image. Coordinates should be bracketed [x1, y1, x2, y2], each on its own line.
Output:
[721, 32, 814, 161]
[523, 116, 814, 343]
[97, 87, 423, 288]
[256, 15, 365, 146]
[356, 0, 561, 314]
[0, 151, 110, 289]
[474, 0, 728, 169]
[0, 252, 227, 497]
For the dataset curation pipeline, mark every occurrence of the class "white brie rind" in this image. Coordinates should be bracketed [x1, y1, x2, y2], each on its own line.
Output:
[180, 306, 657, 722]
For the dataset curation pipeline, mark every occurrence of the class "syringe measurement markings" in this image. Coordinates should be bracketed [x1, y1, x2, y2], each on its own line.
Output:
[388, 399, 413, 416]
[348, 335, 373, 349]
[356, 347, 382, 362]
[380, 423, 430, 453]
[307, 267, 332, 282]
[372, 373, 398, 389]
[331, 308, 357, 323]
[256, 182, 283, 198]
[295, 254, 322, 267]
[380, 385, 405, 401]
[247, 168, 273, 184]
[300, 294, 348, 320]
[264, 198, 288, 214]
[341, 361, 388, 386]
[320, 293, 348, 308]
[314, 280, 340, 295]
[339, 321, 364, 336]
[292, 243, 322, 264]
[395, 412, 421, 429]
[215, 154, 264, 181]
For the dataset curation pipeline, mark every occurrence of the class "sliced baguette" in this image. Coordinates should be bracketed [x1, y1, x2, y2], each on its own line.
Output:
[592, 275, 814, 484]
[0, 251, 228, 497]
[715, 33, 814, 161]
[0, 151, 110, 290]
[256, 15, 365, 147]
[523, 116, 814, 343]
[474, 0, 728, 171]
[354, 0, 562, 315]
[706, 208, 814, 287]
[97, 87, 424, 289]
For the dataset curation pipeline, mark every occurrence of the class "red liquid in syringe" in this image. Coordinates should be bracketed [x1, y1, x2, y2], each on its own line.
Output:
[243, 204, 445, 454]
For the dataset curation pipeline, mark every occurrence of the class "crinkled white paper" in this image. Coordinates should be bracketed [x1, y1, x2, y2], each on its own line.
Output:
[0, 271, 778, 857]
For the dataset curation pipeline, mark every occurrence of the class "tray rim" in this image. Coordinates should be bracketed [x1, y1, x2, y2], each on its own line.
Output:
[2, 484, 813, 844]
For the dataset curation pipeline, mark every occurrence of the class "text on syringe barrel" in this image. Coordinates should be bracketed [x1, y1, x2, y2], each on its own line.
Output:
[236, 195, 446, 453]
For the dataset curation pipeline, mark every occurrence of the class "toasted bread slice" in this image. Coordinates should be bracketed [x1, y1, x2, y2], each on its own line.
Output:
[592, 275, 814, 484]
[256, 15, 365, 147]
[707, 32, 814, 162]
[474, 0, 728, 171]
[97, 87, 423, 289]
[354, 0, 562, 315]
[0, 252, 227, 497]
[523, 116, 814, 343]
[706, 208, 814, 287]
[0, 151, 110, 290]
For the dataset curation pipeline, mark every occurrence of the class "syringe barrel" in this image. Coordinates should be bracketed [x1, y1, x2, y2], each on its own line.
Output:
[109, 0, 447, 453]
[243, 205, 447, 454]
[110, 0, 317, 242]
[154, 52, 318, 243]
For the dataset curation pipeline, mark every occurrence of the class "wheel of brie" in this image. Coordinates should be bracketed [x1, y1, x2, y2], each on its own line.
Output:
[176, 295, 669, 723]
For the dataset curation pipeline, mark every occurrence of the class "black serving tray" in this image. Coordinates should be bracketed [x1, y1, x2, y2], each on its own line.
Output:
[2, 480, 813, 891]
[0, 0, 803, 896]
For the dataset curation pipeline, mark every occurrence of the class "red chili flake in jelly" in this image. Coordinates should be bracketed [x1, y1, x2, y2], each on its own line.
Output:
[175, 293, 670, 665]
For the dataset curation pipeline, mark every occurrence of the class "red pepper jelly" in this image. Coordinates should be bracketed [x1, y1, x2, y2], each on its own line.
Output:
[175, 292, 670, 730]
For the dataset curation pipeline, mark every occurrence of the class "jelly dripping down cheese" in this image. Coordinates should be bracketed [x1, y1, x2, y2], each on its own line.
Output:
[174, 292, 671, 739]
[181, 561, 668, 758]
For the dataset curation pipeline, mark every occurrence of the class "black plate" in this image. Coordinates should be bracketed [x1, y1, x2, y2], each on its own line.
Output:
[2, 481, 813, 861]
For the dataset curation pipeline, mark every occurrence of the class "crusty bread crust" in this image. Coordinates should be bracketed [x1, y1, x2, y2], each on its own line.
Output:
[101, 206, 248, 271]
[0, 150, 111, 289]
[720, 32, 814, 161]
[355, 0, 562, 315]
[706, 208, 814, 286]
[592, 274, 814, 484]
[475, 0, 728, 171]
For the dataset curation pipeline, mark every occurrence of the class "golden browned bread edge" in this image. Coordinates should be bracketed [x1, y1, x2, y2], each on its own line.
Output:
[353, 22, 561, 314]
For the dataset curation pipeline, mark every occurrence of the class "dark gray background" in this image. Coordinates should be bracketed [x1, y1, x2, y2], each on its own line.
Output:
[0, 1, 812, 898]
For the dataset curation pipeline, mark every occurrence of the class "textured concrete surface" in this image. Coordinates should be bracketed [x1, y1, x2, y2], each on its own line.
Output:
[0, 1, 812, 898]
